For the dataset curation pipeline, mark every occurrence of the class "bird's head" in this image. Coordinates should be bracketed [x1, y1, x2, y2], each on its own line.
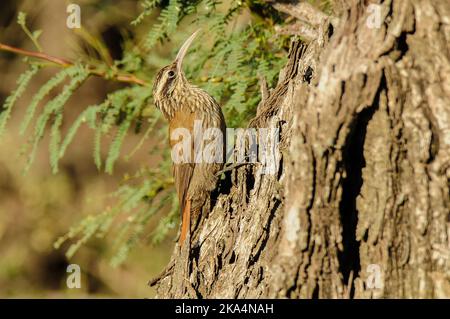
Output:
[152, 30, 200, 118]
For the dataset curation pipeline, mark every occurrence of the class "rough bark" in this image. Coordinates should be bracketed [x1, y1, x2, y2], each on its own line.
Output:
[152, 0, 450, 298]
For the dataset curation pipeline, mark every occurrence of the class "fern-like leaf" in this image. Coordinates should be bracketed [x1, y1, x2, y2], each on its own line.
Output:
[49, 111, 63, 173]
[25, 66, 88, 172]
[58, 104, 100, 161]
[0, 64, 40, 138]
[145, 0, 180, 49]
[105, 119, 130, 174]
[20, 69, 68, 135]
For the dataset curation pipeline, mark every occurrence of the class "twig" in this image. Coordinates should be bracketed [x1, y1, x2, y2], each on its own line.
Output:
[275, 22, 318, 42]
[0, 43, 71, 66]
[345, 270, 354, 299]
[272, 2, 338, 27]
[259, 74, 269, 103]
[257, 74, 269, 116]
[0, 42, 149, 86]
[215, 162, 253, 176]
[148, 260, 175, 287]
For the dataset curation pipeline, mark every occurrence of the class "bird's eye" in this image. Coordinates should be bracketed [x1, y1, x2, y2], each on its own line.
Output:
[167, 70, 175, 78]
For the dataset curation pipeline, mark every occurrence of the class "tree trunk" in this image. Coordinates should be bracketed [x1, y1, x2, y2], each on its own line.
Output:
[152, 0, 449, 298]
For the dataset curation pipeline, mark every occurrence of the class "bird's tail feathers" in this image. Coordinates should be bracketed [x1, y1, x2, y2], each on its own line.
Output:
[179, 199, 191, 247]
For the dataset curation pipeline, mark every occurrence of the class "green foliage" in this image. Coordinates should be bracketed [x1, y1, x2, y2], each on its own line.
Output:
[17, 11, 43, 52]
[24, 65, 89, 173]
[59, 104, 99, 160]
[1, 0, 296, 265]
[0, 64, 40, 138]
[20, 69, 68, 135]
[54, 164, 176, 266]
[131, 0, 162, 26]
[144, 0, 181, 48]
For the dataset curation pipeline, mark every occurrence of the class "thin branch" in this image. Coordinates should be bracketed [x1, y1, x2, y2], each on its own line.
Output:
[0, 43, 71, 66]
[272, 2, 338, 28]
[275, 22, 318, 42]
[0, 42, 149, 86]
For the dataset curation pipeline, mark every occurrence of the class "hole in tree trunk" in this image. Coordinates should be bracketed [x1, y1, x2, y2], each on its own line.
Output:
[338, 95, 380, 295]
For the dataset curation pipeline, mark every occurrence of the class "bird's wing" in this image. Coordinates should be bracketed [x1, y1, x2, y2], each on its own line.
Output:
[169, 104, 223, 217]
[169, 109, 197, 217]
[172, 162, 194, 215]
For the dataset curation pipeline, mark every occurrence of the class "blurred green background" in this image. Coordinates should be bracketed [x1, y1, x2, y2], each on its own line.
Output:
[0, 0, 174, 298]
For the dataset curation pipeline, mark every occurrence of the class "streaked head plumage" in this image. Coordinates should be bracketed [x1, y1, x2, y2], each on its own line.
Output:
[152, 30, 201, 118]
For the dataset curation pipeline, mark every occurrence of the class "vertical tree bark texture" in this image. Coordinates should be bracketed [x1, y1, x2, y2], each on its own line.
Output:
[152, 0, 449, 298]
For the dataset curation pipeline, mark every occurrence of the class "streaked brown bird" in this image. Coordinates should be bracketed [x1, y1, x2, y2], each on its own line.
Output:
[152, 30, 226, 247]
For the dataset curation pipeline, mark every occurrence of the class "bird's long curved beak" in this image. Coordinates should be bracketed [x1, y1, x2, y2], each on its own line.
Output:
[175, 29, 201, 72]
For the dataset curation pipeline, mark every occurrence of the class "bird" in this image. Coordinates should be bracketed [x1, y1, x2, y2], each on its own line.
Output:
[152, 30, 226, 248]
